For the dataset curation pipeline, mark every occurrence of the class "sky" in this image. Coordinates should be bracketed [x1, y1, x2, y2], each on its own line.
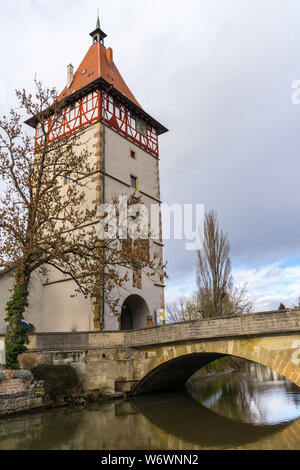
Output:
[1, 0, 300, 311]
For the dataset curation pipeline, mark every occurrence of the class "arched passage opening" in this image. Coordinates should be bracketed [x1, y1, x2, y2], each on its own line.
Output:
[129, 335, 300, 394]
[120, 294, 150, 331]
[131, 353, 226, 395]
[130, 350, 300, 395]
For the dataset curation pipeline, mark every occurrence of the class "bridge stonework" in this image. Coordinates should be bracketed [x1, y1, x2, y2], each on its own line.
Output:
[1, 310, 300, 394]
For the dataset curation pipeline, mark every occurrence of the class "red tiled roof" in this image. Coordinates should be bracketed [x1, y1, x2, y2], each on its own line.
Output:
[59, 42, 142, 109]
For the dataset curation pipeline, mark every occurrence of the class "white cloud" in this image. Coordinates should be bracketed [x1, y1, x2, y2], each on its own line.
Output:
[233, 261, 300, 311]
[165, 272, 196, 306]
[165, 259, 300, 313]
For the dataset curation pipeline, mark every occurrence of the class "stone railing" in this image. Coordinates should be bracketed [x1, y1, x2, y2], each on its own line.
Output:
[0, 309, 299, 353]
[124, 309, 300, 348]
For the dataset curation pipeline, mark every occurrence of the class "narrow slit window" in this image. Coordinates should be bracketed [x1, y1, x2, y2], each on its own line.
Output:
[64, 173, 72, 185]
[130, 150, 136, 159]
[130, 175, 137, 189]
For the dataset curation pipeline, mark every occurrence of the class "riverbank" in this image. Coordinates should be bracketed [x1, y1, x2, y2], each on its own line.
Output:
[0, 386, 125, 419]
[0, 366, 125, 419]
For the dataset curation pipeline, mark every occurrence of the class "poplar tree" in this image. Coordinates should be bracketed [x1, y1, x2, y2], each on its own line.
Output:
[196, 211, 252, 318]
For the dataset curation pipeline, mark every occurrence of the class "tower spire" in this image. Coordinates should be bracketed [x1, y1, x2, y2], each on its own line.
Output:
[90, 10, 107, 45]
[96, 9, 100, 29]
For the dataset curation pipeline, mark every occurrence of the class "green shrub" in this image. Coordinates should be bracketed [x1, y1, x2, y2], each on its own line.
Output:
[31, 364, 82, 401]
[13, 369, 33, 380]
[0, 371, 6, 382]
[5, 283, 30, 369]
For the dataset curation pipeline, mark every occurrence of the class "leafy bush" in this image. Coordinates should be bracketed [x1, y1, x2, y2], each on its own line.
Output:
[31, 364, 82, 401]
[0, 371, 6, 382]
[13, 369, 33, 380]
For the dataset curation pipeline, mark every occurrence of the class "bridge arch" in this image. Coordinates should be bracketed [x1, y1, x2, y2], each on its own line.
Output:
[120, 294, 150, 331]
[130, 336, 300, 395]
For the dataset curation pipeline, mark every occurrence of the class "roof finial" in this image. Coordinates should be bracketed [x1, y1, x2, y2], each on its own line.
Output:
[90, 9, 107, 45]
[96, 9, 100, 29]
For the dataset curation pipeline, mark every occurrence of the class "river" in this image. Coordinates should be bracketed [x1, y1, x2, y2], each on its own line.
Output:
[1, 362, 300, 450]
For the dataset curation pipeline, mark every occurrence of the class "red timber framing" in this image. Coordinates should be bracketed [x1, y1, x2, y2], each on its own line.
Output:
[35, 89, 159, 157]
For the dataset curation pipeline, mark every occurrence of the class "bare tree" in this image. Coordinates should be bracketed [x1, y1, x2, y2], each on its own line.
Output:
[166, 295, 199, 323]
[0, 81, 164, 368]
[293, 296, 300, 308]
[196, 211, 251, 318]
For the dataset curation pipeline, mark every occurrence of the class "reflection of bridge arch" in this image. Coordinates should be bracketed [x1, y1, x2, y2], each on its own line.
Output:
[130, 391, 289, 447]
[130, 335, 300, 395]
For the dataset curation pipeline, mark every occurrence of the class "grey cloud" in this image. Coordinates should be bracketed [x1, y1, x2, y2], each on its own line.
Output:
[1, 0, 300, 305]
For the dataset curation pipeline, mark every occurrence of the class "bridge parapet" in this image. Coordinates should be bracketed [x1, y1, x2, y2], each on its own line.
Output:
[1, 310, 300, 352]
[123, 310, 300, 349]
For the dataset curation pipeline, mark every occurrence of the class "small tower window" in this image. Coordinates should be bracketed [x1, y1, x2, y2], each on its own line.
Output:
[130, 150, 136, 159]
[64, 173, 72, 185]
[37, 125, 43, 138]
[130, 175, 137, 189]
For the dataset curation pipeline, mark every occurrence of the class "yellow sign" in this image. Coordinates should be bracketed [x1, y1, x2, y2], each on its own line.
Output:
[159, 309, 166, 324]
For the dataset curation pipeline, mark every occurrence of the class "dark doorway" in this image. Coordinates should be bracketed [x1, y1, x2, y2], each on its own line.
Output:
[120, 295, 150, 330]
[120, 303, 133, 330]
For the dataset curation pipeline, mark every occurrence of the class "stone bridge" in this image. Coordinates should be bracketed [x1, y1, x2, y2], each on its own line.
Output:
[2, 310, 300, 394]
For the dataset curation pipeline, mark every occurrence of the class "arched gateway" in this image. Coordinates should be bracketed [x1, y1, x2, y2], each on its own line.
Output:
[120, 295, 150, 330]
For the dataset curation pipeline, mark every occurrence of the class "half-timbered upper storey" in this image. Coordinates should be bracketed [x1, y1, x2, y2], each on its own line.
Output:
[25, 16, 168, 158]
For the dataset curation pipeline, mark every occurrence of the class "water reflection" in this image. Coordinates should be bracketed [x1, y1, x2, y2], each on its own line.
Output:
[0, 362, 300, 450]
[131, 391, 287, 447]
[187, 363, 300, 426]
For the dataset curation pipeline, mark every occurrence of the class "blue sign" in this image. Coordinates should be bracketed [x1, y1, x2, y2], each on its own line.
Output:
[6, 321, 29, 333]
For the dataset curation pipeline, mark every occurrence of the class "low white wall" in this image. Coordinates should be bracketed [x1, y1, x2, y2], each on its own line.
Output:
[0, 338, 4, 365]
[0, 274, 14, 335]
